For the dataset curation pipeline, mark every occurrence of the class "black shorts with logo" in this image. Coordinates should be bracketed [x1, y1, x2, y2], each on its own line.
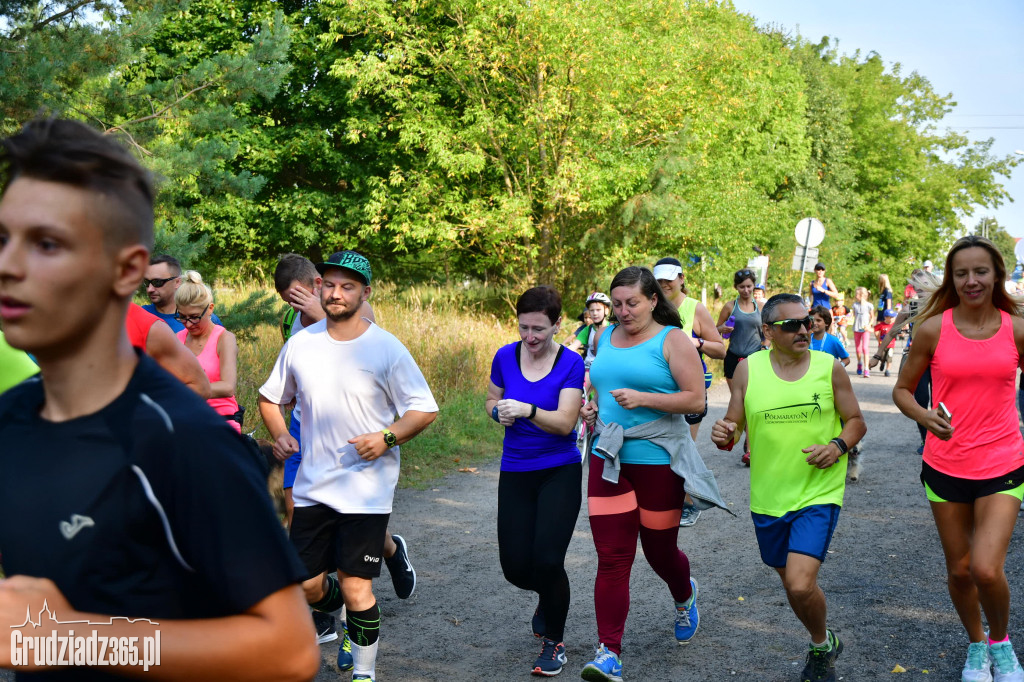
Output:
[290, 504, 390, 579]
[920, 461, 1024, 504]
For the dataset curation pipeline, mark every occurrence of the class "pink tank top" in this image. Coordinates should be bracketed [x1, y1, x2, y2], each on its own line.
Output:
[177, 324, 240, 432]
[924, 308, 1024, 478]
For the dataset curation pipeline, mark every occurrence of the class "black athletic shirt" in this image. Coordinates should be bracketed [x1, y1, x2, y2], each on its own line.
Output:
[0, 353, 305, 680]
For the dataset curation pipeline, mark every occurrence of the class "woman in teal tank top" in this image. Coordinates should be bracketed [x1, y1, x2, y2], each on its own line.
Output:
[577, 266, 709, 679]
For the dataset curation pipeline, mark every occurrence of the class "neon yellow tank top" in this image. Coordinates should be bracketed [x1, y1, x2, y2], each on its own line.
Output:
[678, 296, 698, 336]
[744, 350, 844, 516]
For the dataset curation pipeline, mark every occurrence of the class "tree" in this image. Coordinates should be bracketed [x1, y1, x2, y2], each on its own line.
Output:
[976, 217, 1017, 270]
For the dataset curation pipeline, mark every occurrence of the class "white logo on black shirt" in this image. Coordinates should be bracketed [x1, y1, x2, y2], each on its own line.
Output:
[59, 514, 95, 540]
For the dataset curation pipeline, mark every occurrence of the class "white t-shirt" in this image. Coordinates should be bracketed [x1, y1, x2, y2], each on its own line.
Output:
[852, 301, 874, 333]
[260, 320, 438, 513]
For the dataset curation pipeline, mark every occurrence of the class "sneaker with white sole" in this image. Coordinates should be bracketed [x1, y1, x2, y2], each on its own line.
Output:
[679, 504, 701, 528]
[385, 533, 417, 599]
[580, 644, 622, 682]
[963, 640, 993, 682]
[990, 640, 1023, 682]
[674, 577, 699, 644]
[313, 610, 337, 644]
[532, 637, 567, 677]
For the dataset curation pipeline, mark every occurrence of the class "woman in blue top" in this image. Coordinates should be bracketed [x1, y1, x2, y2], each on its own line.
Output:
[486, 286, 585, 677]
[577, 267, 707, 682]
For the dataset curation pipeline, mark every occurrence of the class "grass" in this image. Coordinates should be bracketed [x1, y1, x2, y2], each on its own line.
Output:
[218, 283, 514, 488]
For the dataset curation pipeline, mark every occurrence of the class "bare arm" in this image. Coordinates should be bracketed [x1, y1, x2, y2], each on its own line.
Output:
[715, 300, 735, 334]
[606, 328, 704, 414]
[145, 321, 211, 399]
[0, 577, 319, 681]
[210, 329, 238, 399]
[348, 409, 438, 461]
[892, 317, 952, 440]
[693, 303, 726, 359]
[493, 385, 583, 436]
[710, 359, 748, 448]
[259, 394, 298, 462]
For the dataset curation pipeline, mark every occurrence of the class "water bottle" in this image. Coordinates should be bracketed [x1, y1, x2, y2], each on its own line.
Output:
[722, 315, 735, 339]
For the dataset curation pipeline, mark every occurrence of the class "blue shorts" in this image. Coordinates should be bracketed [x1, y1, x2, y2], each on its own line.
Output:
[283, 413, 302, 489]
[751, 504, 841, 568]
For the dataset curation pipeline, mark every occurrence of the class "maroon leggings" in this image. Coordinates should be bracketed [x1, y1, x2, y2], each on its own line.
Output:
[587, 455, 692, 655]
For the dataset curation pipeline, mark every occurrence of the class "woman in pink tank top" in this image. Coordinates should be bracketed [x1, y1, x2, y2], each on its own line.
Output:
[894, 235, 1024, 680]
[173, 271, 241, 433]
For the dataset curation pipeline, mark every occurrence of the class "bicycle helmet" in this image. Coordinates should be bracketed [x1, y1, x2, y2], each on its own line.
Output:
[586, 292, 611, 306]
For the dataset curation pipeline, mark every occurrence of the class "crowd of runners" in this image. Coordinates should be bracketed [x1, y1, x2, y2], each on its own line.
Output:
[2, 118, 1024, 682]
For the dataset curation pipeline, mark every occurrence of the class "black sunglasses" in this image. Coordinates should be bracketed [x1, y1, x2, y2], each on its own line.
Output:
[143, 276, 179, 288]
[771, 316, 812, 333]
[174, 308, 209, 325]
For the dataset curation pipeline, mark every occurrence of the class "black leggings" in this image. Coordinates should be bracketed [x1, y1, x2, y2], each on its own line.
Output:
[497, 461, 582, 642]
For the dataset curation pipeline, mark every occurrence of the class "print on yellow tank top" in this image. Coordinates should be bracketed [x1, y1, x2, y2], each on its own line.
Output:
[744, 350, 844, 516]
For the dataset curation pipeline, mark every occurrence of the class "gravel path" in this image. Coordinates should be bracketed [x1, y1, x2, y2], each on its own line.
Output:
[5, 343, 1021, 682]
[318, 342, 1024, 682]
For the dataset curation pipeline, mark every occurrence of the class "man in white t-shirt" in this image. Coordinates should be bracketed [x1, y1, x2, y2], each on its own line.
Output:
[259, 250, 438, 682]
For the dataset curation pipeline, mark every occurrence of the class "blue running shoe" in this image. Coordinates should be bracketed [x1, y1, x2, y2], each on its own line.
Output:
[675, 577, 699, 644]
[337, 623, 353, 672]
[580, 644, 622, 682]
[990, 640, 1023, 682]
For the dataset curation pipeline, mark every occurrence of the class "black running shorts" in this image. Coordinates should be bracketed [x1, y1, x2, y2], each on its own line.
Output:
[290, 504, 390, 579]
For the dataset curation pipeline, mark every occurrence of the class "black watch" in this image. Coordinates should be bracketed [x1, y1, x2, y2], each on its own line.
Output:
[382, 429, 398, 448]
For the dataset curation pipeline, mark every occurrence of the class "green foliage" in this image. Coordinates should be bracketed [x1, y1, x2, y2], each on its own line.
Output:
[215, 290, 280, 341]
[976, 217, 1018, 269]
[2, 0, 1018, 301]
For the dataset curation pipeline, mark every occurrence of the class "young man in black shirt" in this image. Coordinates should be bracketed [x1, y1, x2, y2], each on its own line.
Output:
[0, 118, 319, 680]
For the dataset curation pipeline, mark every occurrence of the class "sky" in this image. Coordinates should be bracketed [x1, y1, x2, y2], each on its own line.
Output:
[730, 0, 1024, 240]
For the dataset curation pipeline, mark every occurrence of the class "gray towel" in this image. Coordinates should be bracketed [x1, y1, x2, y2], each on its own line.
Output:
[592, 413, 733, 514]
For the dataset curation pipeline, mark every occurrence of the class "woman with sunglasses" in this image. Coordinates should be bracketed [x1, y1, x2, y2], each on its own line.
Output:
[893, 236, 1024, 682]
[716, 268, 765, 464]
[174, 271, 241, 432]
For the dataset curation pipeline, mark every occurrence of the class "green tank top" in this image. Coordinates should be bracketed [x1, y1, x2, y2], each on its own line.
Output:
[678, 296, 698, 336]
[744, 350, 844, 516]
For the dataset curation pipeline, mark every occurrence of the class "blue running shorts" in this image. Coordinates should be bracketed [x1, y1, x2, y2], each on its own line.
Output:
[283, 412, 302, 490]
[751, 503, 841, 568]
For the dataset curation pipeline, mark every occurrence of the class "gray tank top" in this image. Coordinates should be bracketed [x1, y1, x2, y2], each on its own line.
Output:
[729, 299, 763, 357]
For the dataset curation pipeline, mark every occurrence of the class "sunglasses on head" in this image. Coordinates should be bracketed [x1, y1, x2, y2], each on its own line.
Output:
[771, 316, 812, 333]
[144, 276, 179, 288]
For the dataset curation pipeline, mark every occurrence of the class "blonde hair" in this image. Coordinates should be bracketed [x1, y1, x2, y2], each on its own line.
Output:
[878, 273, 891, 292]
[855, 286, 868, 300]
[174, 270, 213, 309]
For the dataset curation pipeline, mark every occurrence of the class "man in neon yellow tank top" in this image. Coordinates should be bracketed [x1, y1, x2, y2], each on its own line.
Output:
[711, 293, 866, 682]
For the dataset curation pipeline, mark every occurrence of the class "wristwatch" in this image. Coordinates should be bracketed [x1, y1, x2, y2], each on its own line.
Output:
[382, 429, 398, 448]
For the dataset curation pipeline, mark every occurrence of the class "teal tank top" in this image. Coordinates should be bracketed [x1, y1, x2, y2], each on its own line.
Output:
[589, 324, 677, 465]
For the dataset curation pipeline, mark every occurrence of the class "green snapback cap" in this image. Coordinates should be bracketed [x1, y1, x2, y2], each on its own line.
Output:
[316, 250, 372, 284]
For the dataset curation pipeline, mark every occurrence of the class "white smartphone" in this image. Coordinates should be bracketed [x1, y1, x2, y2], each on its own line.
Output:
[938, 402, 952, 421]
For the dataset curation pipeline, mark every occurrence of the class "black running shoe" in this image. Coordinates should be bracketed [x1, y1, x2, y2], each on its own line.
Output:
[800, 629, 843, 682]
[385, 534, 417, 599]
[312, 610, 337, 645]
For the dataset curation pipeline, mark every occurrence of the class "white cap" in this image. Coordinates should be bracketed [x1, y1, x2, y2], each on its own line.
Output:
[653, 263, 682, 281]
[923, 260, 933, 268]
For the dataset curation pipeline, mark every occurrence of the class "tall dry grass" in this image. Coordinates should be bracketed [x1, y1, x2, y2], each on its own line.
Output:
[220, 283, 517, 487]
